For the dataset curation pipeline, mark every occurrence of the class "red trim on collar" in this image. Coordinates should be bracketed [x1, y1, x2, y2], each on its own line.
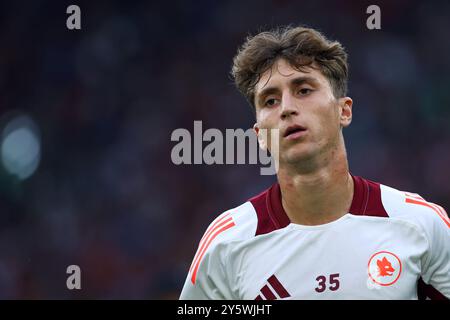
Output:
[249, 174, 388, 236]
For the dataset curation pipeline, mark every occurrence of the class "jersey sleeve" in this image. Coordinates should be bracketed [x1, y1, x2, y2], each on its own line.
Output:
[420, 202, 450, 298]
[179, 213, 236, 300]
[407, 194, 450, 299]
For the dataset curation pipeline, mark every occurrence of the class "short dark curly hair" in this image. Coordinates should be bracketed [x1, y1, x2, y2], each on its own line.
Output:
[231, 25, 349, 108]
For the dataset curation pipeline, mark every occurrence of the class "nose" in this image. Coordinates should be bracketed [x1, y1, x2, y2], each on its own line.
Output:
[280, 92, 298, 119]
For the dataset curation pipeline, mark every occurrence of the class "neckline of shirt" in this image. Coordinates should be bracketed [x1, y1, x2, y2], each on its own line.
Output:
[287, 212, 352, 230]
[266, 174, 370, 229]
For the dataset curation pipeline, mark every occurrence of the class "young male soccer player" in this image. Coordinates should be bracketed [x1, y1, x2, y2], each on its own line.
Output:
[179, 26, 450, 299]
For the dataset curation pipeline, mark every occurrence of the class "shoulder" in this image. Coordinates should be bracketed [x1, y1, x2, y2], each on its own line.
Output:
[187, 201, 258, 285]
[349, 175, 449, 235]
[200, 201, 259, 246]
[379, 182, 450, 233]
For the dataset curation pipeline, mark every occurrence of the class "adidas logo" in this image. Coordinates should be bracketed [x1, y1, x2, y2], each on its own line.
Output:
[255, 275, 291, 300]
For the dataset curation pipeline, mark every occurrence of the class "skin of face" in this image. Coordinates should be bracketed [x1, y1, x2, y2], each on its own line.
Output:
[253, 58, 353, 170]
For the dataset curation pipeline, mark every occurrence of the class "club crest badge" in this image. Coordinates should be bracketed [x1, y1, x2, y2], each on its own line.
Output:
[368, 251, 402, 286]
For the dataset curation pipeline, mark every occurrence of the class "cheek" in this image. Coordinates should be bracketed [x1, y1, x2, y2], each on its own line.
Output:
[257, 111, 276, 129]
[314, 105, 340, 136]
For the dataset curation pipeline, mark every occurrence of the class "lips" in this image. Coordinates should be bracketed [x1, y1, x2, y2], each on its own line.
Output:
[283, 125, 307, 138]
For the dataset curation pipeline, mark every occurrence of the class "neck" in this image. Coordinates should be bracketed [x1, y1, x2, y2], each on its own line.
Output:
[277, 139, 354, 226]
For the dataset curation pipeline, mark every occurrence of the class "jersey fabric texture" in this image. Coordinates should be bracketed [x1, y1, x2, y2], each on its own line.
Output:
[180, 175, 450, 300]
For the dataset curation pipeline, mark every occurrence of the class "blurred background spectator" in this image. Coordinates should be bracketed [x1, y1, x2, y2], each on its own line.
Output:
[0, 0, 449, 299]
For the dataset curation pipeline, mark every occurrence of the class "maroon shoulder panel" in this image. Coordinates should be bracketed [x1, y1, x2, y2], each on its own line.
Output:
[348, 175, 389, 217]
[249, 183, 290, 236]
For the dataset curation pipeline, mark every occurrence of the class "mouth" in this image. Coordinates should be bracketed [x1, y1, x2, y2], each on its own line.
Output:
[283, 125, 307, 139]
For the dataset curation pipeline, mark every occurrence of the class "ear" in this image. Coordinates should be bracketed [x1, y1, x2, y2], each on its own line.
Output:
[339, 97, 353, 128]
[253, 123, 267, 151]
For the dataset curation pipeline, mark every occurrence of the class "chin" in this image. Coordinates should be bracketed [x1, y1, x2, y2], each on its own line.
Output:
[282, 146, 316, 164]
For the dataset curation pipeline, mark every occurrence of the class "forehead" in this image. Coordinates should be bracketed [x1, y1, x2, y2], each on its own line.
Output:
[255, 58, 329, 95]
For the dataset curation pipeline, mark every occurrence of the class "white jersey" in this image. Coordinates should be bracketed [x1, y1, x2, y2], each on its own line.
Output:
[180, 175, 450, 300]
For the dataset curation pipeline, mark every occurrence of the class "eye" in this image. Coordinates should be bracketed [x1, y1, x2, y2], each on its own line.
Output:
[298, 88, 313, 95]
[264, 98, 280, 107]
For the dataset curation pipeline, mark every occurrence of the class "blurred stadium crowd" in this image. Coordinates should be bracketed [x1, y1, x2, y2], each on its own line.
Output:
[0, 0, 449, 298]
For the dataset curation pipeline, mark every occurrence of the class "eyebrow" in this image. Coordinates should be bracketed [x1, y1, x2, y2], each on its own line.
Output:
[255, 76, 320, 106]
